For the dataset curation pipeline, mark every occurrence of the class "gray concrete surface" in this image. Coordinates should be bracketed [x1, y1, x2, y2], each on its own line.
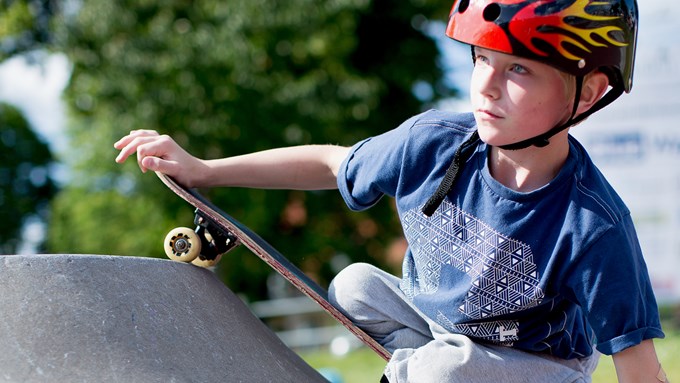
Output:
[0, 254, 327, 382]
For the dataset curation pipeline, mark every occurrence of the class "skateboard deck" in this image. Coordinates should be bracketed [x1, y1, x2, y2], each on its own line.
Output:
[156, 171, 391, 361]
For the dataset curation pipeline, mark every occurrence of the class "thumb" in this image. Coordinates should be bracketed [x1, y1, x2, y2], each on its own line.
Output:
[141, 156, 177, 175]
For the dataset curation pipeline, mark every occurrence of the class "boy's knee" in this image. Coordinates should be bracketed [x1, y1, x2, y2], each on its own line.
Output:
[328, 262, 378, 311]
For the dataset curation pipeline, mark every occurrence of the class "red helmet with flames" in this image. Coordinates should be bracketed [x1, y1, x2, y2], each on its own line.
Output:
[446, 0, 639, 92]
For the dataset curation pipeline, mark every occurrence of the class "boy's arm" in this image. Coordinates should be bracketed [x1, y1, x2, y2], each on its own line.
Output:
[612, 339, 668, 383]
[114, 129, 349, 190]
[201, 145, 349, 190]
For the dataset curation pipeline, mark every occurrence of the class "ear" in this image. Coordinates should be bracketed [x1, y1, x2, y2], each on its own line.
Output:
[575, 71, 609, 115]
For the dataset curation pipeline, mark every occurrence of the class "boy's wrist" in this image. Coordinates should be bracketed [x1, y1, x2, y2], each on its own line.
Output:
[191, 159, 214, 188]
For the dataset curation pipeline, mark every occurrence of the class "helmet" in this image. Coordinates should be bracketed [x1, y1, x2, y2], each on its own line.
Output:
[423, 0, 640, 215]
[445, 0, 638, 93]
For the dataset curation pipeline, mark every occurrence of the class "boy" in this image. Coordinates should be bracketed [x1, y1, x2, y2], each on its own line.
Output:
[115, 0, 668, 381]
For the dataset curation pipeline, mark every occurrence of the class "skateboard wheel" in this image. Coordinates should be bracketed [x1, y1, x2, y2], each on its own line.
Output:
[191, 253, 222, 268]
[191, 231, 222, 268]
[164, 227, 201, 262]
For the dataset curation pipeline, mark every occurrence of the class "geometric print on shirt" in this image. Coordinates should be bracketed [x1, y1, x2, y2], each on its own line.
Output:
[401, 200, 544, 329]
[437, 312, 521, 346]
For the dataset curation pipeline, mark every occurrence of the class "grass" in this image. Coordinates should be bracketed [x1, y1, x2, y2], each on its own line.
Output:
[301, 323, 679, 383]
[302, 347, 385, 382]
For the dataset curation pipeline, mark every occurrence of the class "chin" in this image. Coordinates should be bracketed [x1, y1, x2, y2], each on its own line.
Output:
[477, 127, 530, 148]
[476, 129, 506, 147]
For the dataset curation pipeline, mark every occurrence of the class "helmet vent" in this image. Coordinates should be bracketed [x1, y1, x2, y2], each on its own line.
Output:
[445, 0, 638, 94]
[482, 3, 501, 22]
[457, 0, 470, 13]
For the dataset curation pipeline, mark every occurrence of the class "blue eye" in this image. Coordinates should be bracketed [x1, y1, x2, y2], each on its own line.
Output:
[475, 55, 489, 64]
[511, 64, 528, 74]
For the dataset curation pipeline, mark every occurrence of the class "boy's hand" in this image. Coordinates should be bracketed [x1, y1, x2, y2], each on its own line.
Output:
[114, 130, 206, 187]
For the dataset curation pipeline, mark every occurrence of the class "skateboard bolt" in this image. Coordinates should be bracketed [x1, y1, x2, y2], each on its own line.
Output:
[172, 236, 190, 254]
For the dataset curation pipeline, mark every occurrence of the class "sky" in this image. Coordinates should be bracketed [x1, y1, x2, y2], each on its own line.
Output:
[0, 52, 70, 154]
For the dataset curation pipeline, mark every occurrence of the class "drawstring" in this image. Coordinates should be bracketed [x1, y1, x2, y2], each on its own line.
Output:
[421, 131, 480, 217]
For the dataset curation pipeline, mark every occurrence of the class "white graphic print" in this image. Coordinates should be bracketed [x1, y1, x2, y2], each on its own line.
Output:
[401, 201, 544, 334]
[437, 312, 520, 345]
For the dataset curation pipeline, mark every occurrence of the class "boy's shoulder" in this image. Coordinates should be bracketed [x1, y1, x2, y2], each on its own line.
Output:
[397, 109, 477, 151]
[410, 109, 476, 132]
[568, 136, 631, 223]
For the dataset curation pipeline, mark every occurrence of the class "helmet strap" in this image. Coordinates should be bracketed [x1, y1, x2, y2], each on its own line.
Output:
[422, 131, 480, 217]
[498, 75, 584, 150]
[498, 76, 625, 151]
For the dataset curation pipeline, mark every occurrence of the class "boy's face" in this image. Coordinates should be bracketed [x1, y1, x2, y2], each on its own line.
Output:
[470, 47, 575, 148]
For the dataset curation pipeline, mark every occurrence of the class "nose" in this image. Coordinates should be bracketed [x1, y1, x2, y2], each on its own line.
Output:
[471, 63, 501, 101]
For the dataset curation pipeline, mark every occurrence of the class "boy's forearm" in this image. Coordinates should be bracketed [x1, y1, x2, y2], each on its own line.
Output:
[612, 339, 666, 383]
[198, 145, 350, 190]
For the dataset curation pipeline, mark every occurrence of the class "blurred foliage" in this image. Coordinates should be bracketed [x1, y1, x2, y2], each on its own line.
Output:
[0, 0, 58, 60]
[0, 103, 57, 253]
[7, 0, 457, 300]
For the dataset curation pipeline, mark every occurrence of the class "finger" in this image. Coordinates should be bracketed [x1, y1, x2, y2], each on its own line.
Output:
[135, 135, 179, 172]
[113, 130, 160, 150]
[136, 142, 161, 173]
[140, 156, 178, 175]
[115, 135, 161, 164]
[115, 136, 145, 163]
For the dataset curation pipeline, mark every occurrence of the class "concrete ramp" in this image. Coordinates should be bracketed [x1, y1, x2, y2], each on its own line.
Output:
[0, 254, 326, 383]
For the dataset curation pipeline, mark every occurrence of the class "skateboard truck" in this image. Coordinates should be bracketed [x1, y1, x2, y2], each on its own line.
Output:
[164, 209, 239, 267]
[194, 209, 239, 256]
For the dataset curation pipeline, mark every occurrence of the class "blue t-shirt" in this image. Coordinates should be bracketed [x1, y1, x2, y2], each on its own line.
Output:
[337, 109, 664, 358]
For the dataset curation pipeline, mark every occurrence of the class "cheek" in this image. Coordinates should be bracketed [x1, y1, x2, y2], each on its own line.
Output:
[468, 74, 481, 99]
[511, 84, 570, 117]
[530, 100, 573, 130]
[505, 85, 533, 111]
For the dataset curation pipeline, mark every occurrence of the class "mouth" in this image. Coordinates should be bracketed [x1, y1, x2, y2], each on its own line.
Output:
[475, 109, 503, 119]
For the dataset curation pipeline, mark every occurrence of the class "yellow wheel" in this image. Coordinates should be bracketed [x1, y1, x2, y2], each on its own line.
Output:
[190, 231, 222, 268]
[191, 253, 222, 268]
[164, 227, 201, 263]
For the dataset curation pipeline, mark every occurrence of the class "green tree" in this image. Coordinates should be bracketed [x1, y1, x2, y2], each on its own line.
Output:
[0, 103, 57, 253]
[47, 0, 456, 299]
[0, 1, 60, 254]
[0, 0, 57, 60]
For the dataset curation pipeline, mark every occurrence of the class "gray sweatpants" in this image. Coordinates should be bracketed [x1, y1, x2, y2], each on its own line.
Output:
[328, 263, 600, 383]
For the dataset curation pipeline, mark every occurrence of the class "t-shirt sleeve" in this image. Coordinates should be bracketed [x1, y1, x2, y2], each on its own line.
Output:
[337, 114, 420, 211]
[564, 215, 665, 355]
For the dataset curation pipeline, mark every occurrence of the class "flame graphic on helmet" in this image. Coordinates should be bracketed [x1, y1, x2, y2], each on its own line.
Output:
[510, 0, 628, 62]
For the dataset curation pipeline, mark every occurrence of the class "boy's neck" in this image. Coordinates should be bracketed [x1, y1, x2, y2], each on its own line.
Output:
[487, 135, 570, 193]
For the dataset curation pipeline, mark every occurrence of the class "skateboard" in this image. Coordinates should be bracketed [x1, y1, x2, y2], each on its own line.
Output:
[156, 171, 391, 361]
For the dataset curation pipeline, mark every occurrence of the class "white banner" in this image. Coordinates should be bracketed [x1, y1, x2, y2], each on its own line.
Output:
[573, 42, 680, 303]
